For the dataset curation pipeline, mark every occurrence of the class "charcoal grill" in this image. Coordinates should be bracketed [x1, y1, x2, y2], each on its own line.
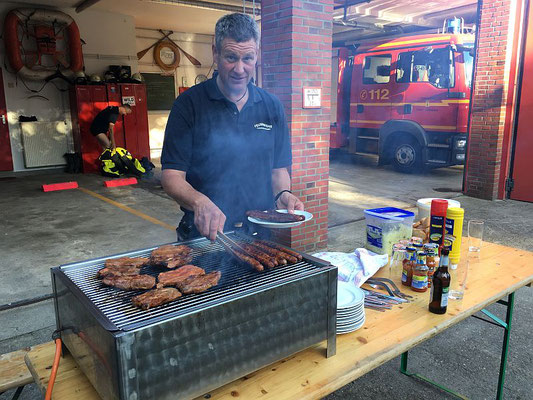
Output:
[52, 233, 337, 400]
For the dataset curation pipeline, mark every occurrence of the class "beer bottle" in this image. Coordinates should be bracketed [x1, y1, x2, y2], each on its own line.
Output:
[429, 248, 451, 314]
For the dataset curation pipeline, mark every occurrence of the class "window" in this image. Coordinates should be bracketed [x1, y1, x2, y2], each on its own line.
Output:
[362, 55, 391, 84]
[396, 47, 455, 89]
[462, 46, 474, 88]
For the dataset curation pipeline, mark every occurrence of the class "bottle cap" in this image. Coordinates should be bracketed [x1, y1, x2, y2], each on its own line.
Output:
[446, 207, 464, 218]
[430, 199, 448, 215]
[441, 248, 450, 256]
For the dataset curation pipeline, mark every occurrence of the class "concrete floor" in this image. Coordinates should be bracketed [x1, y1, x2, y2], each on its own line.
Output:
[0, 156, 532, 400]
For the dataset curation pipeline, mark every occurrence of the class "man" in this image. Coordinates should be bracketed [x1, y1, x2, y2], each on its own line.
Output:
[161, 13, 304, 241]
[90, 104, 132, 150]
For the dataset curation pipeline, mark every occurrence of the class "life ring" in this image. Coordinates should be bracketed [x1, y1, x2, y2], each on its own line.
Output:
[3, 8, 84, 81]
[154, 40, 180, 71]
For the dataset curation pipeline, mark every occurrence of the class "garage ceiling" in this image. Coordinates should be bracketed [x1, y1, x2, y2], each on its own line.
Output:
[10, 0, 477, 41]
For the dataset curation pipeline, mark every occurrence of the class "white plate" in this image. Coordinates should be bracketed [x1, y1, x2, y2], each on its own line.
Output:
[337, 318, 366, 334]
[337, 282, 365, 309]
[247, 210, 313, 228]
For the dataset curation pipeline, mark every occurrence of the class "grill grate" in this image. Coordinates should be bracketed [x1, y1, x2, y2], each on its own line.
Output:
[60, 234, 327, 331]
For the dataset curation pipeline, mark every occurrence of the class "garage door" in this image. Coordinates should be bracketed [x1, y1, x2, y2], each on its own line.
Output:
[511, 3, 533, 202]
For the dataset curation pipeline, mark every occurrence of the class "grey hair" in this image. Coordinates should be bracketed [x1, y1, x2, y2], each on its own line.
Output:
[215, 13, 259, 51]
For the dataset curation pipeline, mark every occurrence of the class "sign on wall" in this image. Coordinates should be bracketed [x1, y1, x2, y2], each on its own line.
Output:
[303, 87, 322, 108]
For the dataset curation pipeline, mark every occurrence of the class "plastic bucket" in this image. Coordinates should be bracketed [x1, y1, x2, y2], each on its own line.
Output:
[364, 207, 415, 256]
[416, 198, 461, 220]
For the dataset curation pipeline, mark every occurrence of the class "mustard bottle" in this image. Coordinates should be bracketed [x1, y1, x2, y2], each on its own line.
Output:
[444, 207, 464, 266]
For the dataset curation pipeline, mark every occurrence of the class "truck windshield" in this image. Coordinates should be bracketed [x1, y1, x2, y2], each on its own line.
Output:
[463, 46, 474, 88]
[397, 47, 454, 89]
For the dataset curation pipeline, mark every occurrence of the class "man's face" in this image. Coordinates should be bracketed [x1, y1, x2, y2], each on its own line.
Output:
[213, 38, 258, 95]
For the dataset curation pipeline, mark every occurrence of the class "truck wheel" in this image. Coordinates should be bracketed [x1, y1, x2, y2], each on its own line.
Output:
[392, 138, 422, 173]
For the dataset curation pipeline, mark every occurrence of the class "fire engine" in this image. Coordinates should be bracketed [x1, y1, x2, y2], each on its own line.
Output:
[331, 22, 475, 173]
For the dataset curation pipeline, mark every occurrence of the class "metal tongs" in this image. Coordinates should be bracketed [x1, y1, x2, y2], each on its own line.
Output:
[215, 232, 248, 261]
[366, 277, 413, 300]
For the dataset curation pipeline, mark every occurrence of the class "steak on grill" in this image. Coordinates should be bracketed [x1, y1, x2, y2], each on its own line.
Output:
[102, 274, 156, 290]
[104, 256, 149, 269]
[158, 265, 205, 287]
[131, 287, 182, 310]
[150, 245, 193, 269]
[97, 265, 141, 279]
[176, 271, 222, 294]
[246, 210, 305, 223]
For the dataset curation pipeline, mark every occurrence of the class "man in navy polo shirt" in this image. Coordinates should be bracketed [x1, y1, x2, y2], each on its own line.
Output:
[161, 13, 304, 241]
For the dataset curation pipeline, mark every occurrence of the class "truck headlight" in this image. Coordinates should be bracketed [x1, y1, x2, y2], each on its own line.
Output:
[456, 154, 465, 161]
[456, 139, 467, 148]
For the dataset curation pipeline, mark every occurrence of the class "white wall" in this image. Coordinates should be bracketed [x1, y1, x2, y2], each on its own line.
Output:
[0, 2, 138, 171]
[135, 29, 214, 160]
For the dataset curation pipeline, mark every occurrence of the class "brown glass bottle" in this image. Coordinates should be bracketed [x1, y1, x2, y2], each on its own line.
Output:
[429, 248, 451, 314]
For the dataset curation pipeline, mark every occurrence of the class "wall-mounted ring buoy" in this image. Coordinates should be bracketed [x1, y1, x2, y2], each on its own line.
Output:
[3, 8, 84, 81]
[154, 40, 180, 71]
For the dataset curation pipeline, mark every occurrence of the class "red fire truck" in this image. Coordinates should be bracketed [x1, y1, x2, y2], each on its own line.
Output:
[331, 32, 475, 172]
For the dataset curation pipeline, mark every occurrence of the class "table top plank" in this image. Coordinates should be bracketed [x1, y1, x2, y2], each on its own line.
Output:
[23, 241, 533, 400]
[0, 348, 34, 392]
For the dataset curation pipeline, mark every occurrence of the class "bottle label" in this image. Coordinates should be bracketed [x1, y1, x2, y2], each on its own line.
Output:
[430, 284, 434, 299]
[401, 269, 408, 283]
[367, 224, 382, 249]
[429, 215, 445, 244]
[411, 274, 427, 289]
[441, 287, 449, 307]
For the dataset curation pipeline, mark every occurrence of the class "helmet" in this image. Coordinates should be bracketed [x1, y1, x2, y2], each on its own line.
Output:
[131, 73, 143, 83]
[89, 74, 102, 83]
[104, 70, 117, 82]
[73, 71, 87, 84]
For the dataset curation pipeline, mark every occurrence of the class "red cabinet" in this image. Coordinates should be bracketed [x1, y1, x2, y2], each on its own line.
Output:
[70, 83, 150, 173]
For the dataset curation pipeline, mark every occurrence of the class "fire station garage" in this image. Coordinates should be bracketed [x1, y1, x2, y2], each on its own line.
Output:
[0, 1, 532, 400]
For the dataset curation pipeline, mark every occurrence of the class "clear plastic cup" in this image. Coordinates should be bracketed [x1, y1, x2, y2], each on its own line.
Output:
[468, 220, 484, 253]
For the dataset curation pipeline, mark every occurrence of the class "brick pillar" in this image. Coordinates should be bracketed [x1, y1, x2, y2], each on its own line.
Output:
[464, 0, 517, 199]
[261, 0, 333, 252]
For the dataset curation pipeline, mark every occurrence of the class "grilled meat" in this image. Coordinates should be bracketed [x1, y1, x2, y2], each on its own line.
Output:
[97, 265, 141, 279]
[158, 265, 205, 287]
[256, 240, 302, 262]
[132, 287, 182, 310]
[232, 248, 264, 271]
[104, 256, 149, 269]
[177, 271, 222, 295]
[246, 210, 305, 223]
[102, 274, 156, 290]
[238, 243, 277, 269]
[246, 242, 288, 266]
[150, 245, 193, 269]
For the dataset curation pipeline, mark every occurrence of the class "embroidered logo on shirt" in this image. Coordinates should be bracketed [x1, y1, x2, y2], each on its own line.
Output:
[254, 123, 273, 131]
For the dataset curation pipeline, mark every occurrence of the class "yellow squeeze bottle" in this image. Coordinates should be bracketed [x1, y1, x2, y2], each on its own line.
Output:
[444, 207, 464, 265]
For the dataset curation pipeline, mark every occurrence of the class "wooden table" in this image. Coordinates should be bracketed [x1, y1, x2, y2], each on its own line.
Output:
[25, 241, 533, 400]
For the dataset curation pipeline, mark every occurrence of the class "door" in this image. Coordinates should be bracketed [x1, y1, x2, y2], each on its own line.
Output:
[133, 84, 150, 160]
[106, 83, 126, 148]
[0, 68, 13, 171]
[511, 2, 533, 202]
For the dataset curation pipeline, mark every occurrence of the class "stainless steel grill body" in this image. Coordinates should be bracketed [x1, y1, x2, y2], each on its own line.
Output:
[52, 234, 337, 400]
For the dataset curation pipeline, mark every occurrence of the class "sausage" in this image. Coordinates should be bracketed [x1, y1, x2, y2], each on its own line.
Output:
[246, 210, 305, 223]
[256, 240, 302, 262]
[248, 242, 288, 265]
[232, 249, 264, 272]
[239, 244, 277, 269]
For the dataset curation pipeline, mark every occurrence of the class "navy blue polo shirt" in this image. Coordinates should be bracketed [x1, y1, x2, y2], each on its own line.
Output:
[161, 77, 292, 226]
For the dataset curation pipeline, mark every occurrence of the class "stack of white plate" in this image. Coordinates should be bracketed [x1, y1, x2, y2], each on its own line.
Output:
[337, 281, 365, 334]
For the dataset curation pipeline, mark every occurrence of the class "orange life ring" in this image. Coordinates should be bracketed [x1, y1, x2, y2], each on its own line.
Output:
[154, 40, 180, 71]
[3, 8, 84, 81]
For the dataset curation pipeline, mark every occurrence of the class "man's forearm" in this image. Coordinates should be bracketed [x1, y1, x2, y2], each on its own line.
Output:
[161, 169, 208, 211]
[272, 167, 291, 196]
[109, 127, 115, 148]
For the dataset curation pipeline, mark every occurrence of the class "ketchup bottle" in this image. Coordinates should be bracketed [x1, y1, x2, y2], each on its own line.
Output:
[428, 199, 448, 253]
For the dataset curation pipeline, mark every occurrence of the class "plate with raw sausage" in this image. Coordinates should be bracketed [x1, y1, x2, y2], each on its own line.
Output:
[246, 209, 313, 228]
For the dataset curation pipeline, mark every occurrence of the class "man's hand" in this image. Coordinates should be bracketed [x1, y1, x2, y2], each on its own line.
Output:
[277, 191, 304, 213]
[193, 196, 226, 241]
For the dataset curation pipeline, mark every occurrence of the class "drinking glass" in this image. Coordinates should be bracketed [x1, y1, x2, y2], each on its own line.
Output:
[468, 220, 484, 253]
[449, 257, 472, 300]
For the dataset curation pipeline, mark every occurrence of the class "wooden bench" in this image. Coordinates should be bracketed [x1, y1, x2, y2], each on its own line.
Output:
[0, 348, 34, 396]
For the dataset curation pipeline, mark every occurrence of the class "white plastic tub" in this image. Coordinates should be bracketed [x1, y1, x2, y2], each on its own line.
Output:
[417, 198, 461, 220]
[364, 207, 415, 256]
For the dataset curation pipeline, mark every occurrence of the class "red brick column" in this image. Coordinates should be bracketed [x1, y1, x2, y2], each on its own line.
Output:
[464, 0, 517, 199]
[261, 0, 333, 252]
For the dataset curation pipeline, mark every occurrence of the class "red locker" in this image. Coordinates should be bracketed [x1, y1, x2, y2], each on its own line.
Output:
[106, 83, 126, 149]
[120, 83, 150, 161]
[69, 85, 108, 173]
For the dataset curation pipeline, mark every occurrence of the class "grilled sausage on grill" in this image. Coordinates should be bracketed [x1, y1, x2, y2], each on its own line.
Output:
[176, 271, 222, 294]
[232, 249, 264, 272]
[97, 265, 142, 279]
[246, 210, 305, 223]
[150, 245, 193, 269]
[247, 242, 288, 265]
[238, 243, 278, 269]
[131, 287, 182, 310]
[102, 274, 156, 290]
[157, 265, 205, 287]
[104, 256, 149, 269]
[256, 240, 302, 262]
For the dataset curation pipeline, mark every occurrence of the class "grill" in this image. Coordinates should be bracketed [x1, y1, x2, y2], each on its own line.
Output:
[52, 233, 337, 400]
